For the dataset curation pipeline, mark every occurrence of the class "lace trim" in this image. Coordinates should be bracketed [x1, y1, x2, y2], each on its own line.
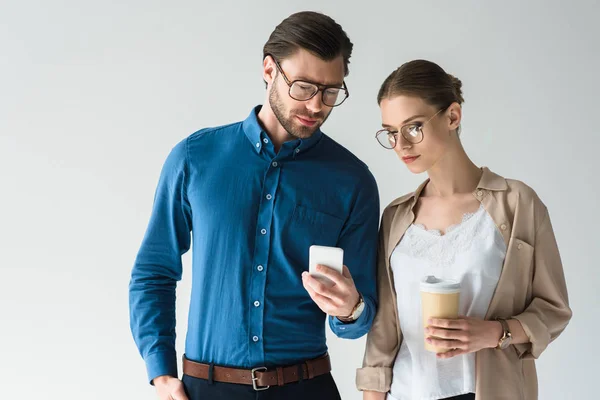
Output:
[397, 205, 497, 268]
[413, 204, 484, 236]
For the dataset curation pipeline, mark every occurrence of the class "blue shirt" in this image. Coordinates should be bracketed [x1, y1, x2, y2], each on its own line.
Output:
[129, 106, 380, 383]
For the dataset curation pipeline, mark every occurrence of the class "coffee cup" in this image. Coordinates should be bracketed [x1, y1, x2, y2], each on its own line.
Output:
[420, 275, 461, 353]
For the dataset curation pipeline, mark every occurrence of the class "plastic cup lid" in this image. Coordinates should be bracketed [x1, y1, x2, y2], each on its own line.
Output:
[420, 275, 461, 294]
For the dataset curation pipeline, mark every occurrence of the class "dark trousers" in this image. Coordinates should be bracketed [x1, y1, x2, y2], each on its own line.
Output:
[182, 372, 342, 400]
[443, 394, 475, 400]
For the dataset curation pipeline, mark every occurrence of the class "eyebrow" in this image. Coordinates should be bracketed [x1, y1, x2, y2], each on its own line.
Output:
[293, 75, 344, 87]
[382, 114, 427, 128]
[273, 57, 344, 87]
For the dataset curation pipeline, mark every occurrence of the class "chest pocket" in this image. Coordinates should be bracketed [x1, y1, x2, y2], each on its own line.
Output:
[508, 237, 534, 277]
[284, 205, 345, 266]
[494, 237, 534, 309]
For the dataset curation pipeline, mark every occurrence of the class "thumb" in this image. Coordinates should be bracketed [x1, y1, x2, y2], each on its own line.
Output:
[342, 265, 353, 280]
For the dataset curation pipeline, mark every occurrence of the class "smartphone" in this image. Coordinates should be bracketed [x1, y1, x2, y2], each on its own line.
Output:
[309, 245, 344, 286]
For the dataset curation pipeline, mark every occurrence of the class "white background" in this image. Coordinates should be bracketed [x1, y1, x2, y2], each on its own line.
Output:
[1, 1, 598, 399]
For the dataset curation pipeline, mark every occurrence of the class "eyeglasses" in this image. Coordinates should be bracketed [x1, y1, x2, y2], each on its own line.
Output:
[267, 54, 349, 107]
[375, 108, 446, 149]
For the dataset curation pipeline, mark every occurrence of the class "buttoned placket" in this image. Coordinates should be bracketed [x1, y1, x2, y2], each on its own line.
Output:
[474, 187, 512, 245]
[247, 134, 302, 365]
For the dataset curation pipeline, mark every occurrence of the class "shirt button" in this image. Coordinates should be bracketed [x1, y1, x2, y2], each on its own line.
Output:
[272, 161, 278, 167]
[477, 190, 483, 197]
[260, 229, 267, 235]
[263, 138, 269, 144]
[252, 336, 259, 342]
[295, 149, 300, 154]
[500, 223, 507, 231]
[254, 301, 261, 307]
[256, 143, 260, 148]
[517, 243, 523, 250]
[266, 194, 272, 200]
[257, 265, 264, 272]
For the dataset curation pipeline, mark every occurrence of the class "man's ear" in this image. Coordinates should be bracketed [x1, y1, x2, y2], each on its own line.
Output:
[263, 55, 277, 86]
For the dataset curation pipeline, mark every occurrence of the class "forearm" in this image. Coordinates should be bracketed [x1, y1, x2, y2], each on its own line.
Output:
[363, 390, 387, 400]
[129, 273, 179, 382]
[330, 293, 375, 338]
[507, 318, 529, 345]
[485, 319, 529, 347]
[483, 319, 529, 348]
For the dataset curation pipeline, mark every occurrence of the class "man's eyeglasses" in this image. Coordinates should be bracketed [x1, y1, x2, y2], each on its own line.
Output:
[267, 54, 349, 107]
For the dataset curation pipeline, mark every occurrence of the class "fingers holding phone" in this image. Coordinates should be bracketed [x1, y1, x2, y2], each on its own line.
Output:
[303, 246, 360, 318]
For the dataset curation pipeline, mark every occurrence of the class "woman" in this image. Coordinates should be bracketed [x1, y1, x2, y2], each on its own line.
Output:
[356, 60, 572, 400]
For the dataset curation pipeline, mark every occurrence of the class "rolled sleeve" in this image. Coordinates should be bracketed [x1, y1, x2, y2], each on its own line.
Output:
[512, 208, 572, 359]
[356, 206, 401, 392]
[356, 366, 393, 393]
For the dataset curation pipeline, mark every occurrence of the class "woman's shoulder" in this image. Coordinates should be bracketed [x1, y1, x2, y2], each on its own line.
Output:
[485, 169, 550, 228]
[497, 174, 546, 208]
[477, 167, 544, 205]
[379, 191, 417, 228]
[386, 192, 415, 209]
[383, 177, 430, 212]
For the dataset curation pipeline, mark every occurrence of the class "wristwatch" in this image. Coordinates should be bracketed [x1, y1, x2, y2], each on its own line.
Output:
[338, 293, 365, 323]
[495, 318, 513, 350]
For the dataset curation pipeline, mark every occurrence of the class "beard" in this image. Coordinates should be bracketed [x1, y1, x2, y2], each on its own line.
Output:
[268, 79, 331, 139]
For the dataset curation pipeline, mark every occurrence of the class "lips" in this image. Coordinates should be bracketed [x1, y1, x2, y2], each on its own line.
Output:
[402, 155, 420, 164]
[296, 116, 318, 127]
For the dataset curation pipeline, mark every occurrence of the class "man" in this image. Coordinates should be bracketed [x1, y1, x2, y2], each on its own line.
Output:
[129, 11, 379, 400]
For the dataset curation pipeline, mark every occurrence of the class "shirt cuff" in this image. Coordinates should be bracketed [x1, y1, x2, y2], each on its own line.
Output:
[329, 298, 372, 339]
[356, 366, 392, 392]
[512, 313, 550, 359]
[513, 312, 550, 359]
[145, 350, 178, 385]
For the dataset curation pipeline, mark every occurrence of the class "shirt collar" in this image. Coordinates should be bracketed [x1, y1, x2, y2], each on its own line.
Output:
[242, 105, 324, 155]
[477, 167, 508, 191]
[242, 106, 265, 153]
[390, 167, 508, 207]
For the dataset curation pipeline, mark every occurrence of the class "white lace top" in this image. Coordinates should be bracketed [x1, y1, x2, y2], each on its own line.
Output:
[387, 205, 507, 400]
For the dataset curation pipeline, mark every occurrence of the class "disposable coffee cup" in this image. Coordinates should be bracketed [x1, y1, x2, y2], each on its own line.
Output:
[420, 275, 461, 353]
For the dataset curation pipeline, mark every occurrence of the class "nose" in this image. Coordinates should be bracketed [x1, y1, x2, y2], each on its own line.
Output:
[305, 92, 324, 114]
[396, 133, 413, 151]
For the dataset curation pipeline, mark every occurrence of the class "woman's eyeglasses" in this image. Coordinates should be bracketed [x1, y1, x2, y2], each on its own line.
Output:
[375, 108, 445, 149]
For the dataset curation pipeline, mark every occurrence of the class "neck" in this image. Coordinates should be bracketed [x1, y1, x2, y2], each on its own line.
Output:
[425, 139, 482, 197]
[257, 103, 295, 152]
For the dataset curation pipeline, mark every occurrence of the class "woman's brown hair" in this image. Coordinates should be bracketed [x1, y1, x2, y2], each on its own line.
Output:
[377, 60, 464, 108]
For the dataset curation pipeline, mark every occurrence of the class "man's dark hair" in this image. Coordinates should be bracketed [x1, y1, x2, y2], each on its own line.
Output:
[263, 11, 353, 76]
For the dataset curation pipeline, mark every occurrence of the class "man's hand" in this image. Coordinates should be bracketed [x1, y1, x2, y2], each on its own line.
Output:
[302, 265, 360, 318]
[153, 375, 188, 400]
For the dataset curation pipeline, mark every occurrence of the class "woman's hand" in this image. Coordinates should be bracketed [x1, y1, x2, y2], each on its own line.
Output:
[425, 316, 503, 359]
[363, 390, 387, 400]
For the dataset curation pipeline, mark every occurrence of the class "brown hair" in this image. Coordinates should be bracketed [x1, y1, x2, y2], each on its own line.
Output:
[377, 60, 464, 108]
[263, 11, 353, 76]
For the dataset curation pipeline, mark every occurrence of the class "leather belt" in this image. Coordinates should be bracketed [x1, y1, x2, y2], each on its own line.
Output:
[182, 353, 331, 391]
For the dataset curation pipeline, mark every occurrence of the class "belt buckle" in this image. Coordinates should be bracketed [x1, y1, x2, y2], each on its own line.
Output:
[251, 367, 270, 391]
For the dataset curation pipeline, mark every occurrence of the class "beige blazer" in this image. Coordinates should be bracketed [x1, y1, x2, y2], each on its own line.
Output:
[356, 167, 572, 400]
